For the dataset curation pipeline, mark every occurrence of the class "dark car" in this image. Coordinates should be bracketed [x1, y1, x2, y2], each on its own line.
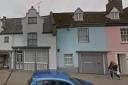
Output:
[28, 69, 94, 85]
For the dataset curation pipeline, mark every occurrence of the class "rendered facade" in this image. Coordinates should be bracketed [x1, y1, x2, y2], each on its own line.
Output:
[0, 0, 128, 75]
[51, 0, 128, 74]
[0, 6, 56, 70]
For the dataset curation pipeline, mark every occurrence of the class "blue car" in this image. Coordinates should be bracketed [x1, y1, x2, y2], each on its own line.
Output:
[28, 69, 94, 85]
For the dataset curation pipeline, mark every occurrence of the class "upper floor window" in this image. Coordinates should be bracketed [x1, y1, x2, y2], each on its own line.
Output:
[64, 54, 73, 66]
[28, 32, 37, 46]
[73, 8, 83, 21]
[73, 13, 83, 21]
[4, 36, 9, 43]
[120, 28, 128, 43]
[110, 12, 120, 19]
[106, 7, 120, 19]
[28, 17, 37, 24]
[78, 28, 89, 43]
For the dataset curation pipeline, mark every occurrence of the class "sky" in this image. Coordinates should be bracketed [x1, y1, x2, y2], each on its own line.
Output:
[0, 0, 128, 18]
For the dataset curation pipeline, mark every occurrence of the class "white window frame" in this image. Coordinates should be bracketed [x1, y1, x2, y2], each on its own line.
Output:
[64, 54, 73, 66]
[27, 32, 37, 46]
[24, 49, 48, 64]
[120, 28, 128, 43]
[28, 17, 37, 24]
[74, 13, 83, 21]
[78, 28, 89, 43]
[111, 12, 119, 19]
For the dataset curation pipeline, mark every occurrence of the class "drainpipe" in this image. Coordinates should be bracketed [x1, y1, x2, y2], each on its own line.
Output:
[34, 49, 37, 71]
[103, 54, 106, 75]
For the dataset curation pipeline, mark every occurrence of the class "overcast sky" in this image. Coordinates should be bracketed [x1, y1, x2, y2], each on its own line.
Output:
[0, 0, 128, 18]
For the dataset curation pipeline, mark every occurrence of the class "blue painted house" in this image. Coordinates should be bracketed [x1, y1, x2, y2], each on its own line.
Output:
[50, 8, 108, 74]
[50, 0, 127, 74]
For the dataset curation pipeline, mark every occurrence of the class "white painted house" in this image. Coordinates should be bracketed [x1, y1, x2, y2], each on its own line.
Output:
[0, 6, 56, 70]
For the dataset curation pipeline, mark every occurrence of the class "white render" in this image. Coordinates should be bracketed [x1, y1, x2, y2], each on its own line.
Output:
[0, 6, 56, 70]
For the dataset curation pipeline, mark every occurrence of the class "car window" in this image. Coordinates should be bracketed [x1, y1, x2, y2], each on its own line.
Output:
[71, 78, 82, 85]
[36, 80, 72, 85]
[56, 80, 72, 85]
[36, 80, 44, 85]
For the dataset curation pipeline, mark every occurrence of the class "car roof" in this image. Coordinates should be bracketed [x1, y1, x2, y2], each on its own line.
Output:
[31, 69, 74, 84]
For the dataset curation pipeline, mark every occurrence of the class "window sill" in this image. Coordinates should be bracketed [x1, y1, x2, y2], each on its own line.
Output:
[79, 41, 89, 43]
[64, 64, 73, 67]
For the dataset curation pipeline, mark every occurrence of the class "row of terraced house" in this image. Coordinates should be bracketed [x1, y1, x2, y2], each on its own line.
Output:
[0, 0, 128, 75]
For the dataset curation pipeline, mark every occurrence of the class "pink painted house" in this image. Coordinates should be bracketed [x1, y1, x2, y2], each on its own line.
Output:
[105, 0, 128, 74]
[105, 27, 128, 74]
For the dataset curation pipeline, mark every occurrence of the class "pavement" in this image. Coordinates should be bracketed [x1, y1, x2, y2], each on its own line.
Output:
[0, 70, 128, 85]
[0, 70, 11, 85]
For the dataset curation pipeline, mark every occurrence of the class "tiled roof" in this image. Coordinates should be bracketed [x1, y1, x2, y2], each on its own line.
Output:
[106, 7, 128, 26]
[42, 15, 53, 33]
[52, 8, 128, 27]
[1, 18, 22, 34]
[121, 7, 128, 19]
[106, 0, 123, 13]
[0, 16, 53, 34]
[52, 12, 107, 27]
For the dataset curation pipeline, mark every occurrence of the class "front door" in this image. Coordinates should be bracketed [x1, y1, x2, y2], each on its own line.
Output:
[16, 51, 24, 70]
[117, 54, 128, 74]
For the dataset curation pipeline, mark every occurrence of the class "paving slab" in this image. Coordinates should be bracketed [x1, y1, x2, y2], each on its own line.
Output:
[6, 71, 32, 85]
[0, 70, 11, 85]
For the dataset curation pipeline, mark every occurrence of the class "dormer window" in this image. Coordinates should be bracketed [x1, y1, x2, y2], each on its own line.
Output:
[110, 11, 119, 19]
[73, 8, 84, 21]
[106, 7, 120, 19]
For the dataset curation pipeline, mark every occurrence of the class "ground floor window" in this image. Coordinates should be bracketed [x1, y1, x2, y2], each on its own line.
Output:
[24, 49, 35, 63]
[36, 49, 49, 63]
[15, 48, 49, 70]
[24, 49, 48, 63]
[64, 54, 73, 66]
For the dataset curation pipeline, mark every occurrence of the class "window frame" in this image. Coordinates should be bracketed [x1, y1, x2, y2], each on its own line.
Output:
[27, 32, 37, 46]
[120, 28, 128, 43]
[78, 28, 89, 43]
[74, 13, 83, 21]
[28, 17, 37, 24]
[4, 36, 9, 43]
[64, 54, 73, 66]
[111, 12, 119, 19]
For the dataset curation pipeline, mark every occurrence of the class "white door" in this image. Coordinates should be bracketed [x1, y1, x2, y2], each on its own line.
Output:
[16, 53, 24, 70]
[118, 54, 128, 74]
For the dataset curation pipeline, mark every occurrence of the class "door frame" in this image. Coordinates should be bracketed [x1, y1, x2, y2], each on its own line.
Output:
[15, 50, 24, 70]
[115, 52, 128, 74]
